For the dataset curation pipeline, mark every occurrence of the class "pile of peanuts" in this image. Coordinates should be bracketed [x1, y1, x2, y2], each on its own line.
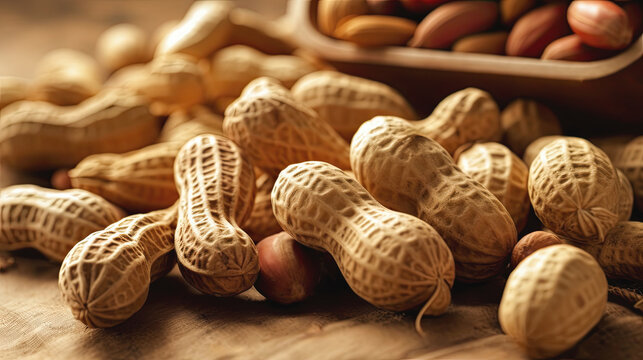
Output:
[317, 0, 642, 61]
[0, 1, 641, 358]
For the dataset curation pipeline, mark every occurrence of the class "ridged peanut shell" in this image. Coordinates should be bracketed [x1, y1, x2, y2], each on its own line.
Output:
[333, 15, 417, 47]
[617, 169, 633, 221]
[223, 77, 350, 177]
[500, 99, 562, 156]
[567, 221, 642, 281]
[59, 205, 177, 328]
[272, 161, 455, 318]
[174, 135, 258, 296]
[528, 137, 620, 243]
[30, 49, 103, 106]
[457, 142, 530, 232]
[69, 142, 182, 213]
[291, 71, 416, 141]
[351, 116, 517, 281]
[155, 1, 233, 58]
[614, 136, 643, 212]
[499, 244, 607, 359]
[0, 76, 28, 109]
[204, 45, 317, 100]
[417, 87, 500, 155]
[0, 185, 125, 262]
[522, 135, 564, 167]
[0, 89, 160, 170]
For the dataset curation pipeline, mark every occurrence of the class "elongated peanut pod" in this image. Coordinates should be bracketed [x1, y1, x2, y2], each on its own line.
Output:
[59, 205, 177, 328]
[617, 169, 633, 221]
[0, 89, 160, 170]
[224, 77, 350, 177]
[69, 142, 182, 213]
[272, 161, 455, 322]
[174, 134, 258, 296]
[351, 116, 516, 281]
[0, 185, 125, 262]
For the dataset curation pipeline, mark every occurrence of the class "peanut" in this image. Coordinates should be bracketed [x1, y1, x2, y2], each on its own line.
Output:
[499, 244, 607, 359]
[59, 205, 177, 328]
[138, 53, 205, 115]
[333, 15, 417, 47]
[271, 161, 455, 332]
[0, 185, 125, 262]
[500, 0, 536, 25]
[0, 76, 29, 109]
[408, 1, 498, 49]
[223, 77, 351, 177]
[509, 231, 562, 270]
[150, 20, 180, 56]
[291, 71, 417, 141]
[617, 169, 633, 221]
[568, 0, 633, 50]
[452, 32, 508, 55]
[158, 105, 224, 144]
[351, 116, 517, 281]
[203, 45, 318, 100]
[566, 221, 642, 282]
[317, 0, 369, 36]
[500, 99, 562, 156]
[51, 169, 72, 190]
[244, 174, 282, 243]
[506, 4, 570, 57]
[528, 137, 620, 243]
[522, 135, 564, 167]
[541, 34, 615, 61]
[228, 7, 297, 55]
[456, 142, 530, 232]
[614, 136, 643, 212]
[69, 142, 182, 213]
[103, 64, 149, 93]
[155, 1, 233, 58]
[96, 23, 149, 72]
[255, 232, 321, 304]
[0, 89, 160, 170]
[30, 49, 103, 106]
[174, 134, 258, 296]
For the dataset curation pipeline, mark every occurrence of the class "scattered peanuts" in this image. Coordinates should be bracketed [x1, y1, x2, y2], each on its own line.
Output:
[510, 231, 563, 270]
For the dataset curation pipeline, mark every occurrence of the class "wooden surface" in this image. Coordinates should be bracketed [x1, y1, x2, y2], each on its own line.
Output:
[1, 1, 642, 359]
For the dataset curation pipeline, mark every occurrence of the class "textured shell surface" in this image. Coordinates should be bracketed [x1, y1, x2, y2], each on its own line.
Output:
[207, 45, 316, 99]
[457, 142, 530, 232]
[243, 173, 282, 242]
[522, 135, 564, 167]
[615, 136, 643, 213]
[567, 221, 643, 281]
[59, 205, 177, 328]
[417, 87, 500, 155]
[500, 99, 561, 156]
[69, 142, 183, 213]
[350, 116, 516, 282]
[271, 161, 455, 316]
[223, 77, 350, 177]
[498, 244, 607, 359]
[173, 134, 258, 296]
[528, 137, 620, 243]
[291, 71, 416, 141]
[0, 185, 125, 261]
[0, 89, 160, 170]
[616, 169, 633, 221]
[155, 1, 233, 58]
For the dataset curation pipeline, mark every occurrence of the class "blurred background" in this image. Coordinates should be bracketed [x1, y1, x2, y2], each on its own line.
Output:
[0, 0, 287, 77]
